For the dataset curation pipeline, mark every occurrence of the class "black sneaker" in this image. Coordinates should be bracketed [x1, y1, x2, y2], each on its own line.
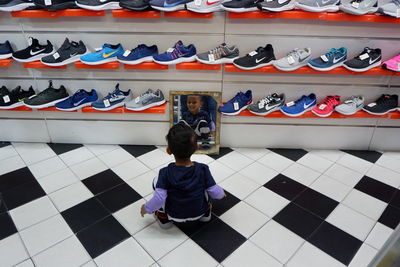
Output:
[0, 86, 9, 97]
[154, 210, 173, 229]
[76, 0, 121, 10]
[221, 0, 263, 12]
[258, 0, 296, 12]
[233, 44, 276, 70]
[343, 47, 382, 72]
[248, 93, 285, 116]
[12, 37, 54, 63]
[41, 38, 87, 67]
[120, 0, 150, 10]
[33, 0, 78, 10]
[0, 0, 34, 11]
[363, 94, 398, 115]
[0, 86, 35, 109]
[0, 41, 13, 60]
[23, 80, 69, 109]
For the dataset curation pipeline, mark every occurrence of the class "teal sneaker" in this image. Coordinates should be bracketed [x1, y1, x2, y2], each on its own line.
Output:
[80, 43, 124, 65]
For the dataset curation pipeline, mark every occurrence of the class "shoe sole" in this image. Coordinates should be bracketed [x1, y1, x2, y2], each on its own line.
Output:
[335, 105, 364, 116]
[80, 57, 118, 65]
[220, 104, 251, 116]
[220, 6, 258, 12]
[339, 6, 378, 15]
[260, 2, 296, 12]
[75, 1, 121, 10]
[153, 55, 196, 65]
[311, 109, 334, 117]
[119, 3, 149, 11]
[13, 48, 56, 63]
[125, 99, 166, 111]
[24, 96, 70, 109]
[35, 2, 78, 10]
[56, 102, 93, 111]
[195, 55, 238, 65]
[0, 2, 35, 11]
[233, 60, 274, 70]
[118, 56, 154, 65]
[41, 53, 88, 67]
[187, 5, 223, 13]
[0, 53, 12, 60]
[343, 61, 381, 72]
[91, 102, 126, 111]
[0, 101, 24, 110]
[362, 108, 397, 116]
[295, 3, 339, 12]
[381, 10, 400, 18]
[307, 61, 344, 71]
[150, 4, 185, 11]
[273, 61, 308, 71]
[248, 105, 281, 116]
[280, 105, 316, 117]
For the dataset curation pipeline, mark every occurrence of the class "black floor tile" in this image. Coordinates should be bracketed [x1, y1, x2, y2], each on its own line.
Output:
[342, 150, 382, 163]
[309, 222, 362, 265]
[2, 180, 45, 210]
[209, 147, 233, 160]
[120, 145, 158, 158]
[0, 212, 17, 240]
[389, 190, 400, 209]
[96, 183, 141, 213]
[0, 167, 36, 193]
[378, 205, 400, 229]
[191, 218, 246, 262]
[61, 198, 110, 233]
[82, 169, 124, 196]
[355, 176, 397, 203]
[76, 215, 130, 258]
[47, 143, 83, 155]
[0, 142, 10, 148]
[175, 214, 218, 237]
[0, 196, 6, 213]
[293, 188, 338, 219]
[273, 202, 323, 240]
[268, 148, 308, 161]
[211, 191, 240, 216]
[264, 174, 307, 201]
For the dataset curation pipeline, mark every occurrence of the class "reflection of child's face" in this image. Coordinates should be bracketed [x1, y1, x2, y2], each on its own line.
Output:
[187, 95, 202, 114]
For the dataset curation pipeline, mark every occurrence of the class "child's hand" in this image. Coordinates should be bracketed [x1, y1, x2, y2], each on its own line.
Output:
[140, 204, 147, 217]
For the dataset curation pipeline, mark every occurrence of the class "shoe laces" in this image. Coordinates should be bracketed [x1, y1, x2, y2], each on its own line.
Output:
[321, 96, 338, 107]
[259, 94, 274, 105]
[72, 89, 86, 101]
[377, 95, 394, 105]
[131, 44, 146, 55]
[324, 48, 337, 59]
[287, 49, 300, 59]
[233, 92, 245, 102]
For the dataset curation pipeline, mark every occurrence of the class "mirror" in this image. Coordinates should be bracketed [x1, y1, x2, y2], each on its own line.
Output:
[170, 91, 221, 155]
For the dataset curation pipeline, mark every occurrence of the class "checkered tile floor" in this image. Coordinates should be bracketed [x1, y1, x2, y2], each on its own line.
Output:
[1, 142, 400, 267]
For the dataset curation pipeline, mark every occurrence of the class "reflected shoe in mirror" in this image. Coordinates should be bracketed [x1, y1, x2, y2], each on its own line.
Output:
[307, 47, 347, 71]
[248, 93, 285, 116]
[149, 0, 191, 11]
[363, 94, 398, 115]
[91, 84, 132, 111]
[55, 89, 98, 111]
[41, 38, 87, 66]
[80, 43, 124, 65]
[194, 120, 211, 140]
[153, 40, 196, 65]
[24, 80, 69, 109]
[125, 89, 165, 111]
[343, 47, 381, 72]
[75, 0, 121, 10]
[379, 0, 400, 17]
[0, 0, 34, 11]
[296, 0, 340, 12]
[233, 44, 275, 70]
[339, 0, 378, 15]
[196, 43, 239, 65]
[335, 96, 364, 115]
[221, 0, 263, 12]
[186, 0, 224, 13]
[117, 44, 158, 65]
[33, 0, 78, 10]
[218, 90, 252, 116]
[258, 0, 296, 12]
[0, 86, 35, 110]
[280, 93, 317, 117]
[382, 53, 400, 72]
[273, 48, 311, 71]
[119, 0, 150, 10]
[12, 37, 55, 63]
[311, 95, 341, 117]
[0, 41, 13, 60]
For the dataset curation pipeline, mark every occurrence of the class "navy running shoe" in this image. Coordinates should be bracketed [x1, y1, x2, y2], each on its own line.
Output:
[308, 47, 347, 71]
[153, 40, 196, 65]
[117, 44, 158, 65]
[149, 0, 191, 11]
[0, 41, 13, 60]
[218, 90, 252, 116]
[55, 89, 98, 111]
[91, 84, 132, 111]
[280, 93, 317, 117]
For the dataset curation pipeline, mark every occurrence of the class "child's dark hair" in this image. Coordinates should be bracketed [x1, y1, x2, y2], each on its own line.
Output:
[166, 123, 197, 159]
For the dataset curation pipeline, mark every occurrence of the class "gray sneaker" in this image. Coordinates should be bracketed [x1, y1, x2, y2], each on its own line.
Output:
[125, 89, 165, 111]
[335, 96, 364, 115]
[196, 43, 239, 65]
[296, 0, 340, 12]
[258, 0, 296, 12]
[340, 0, 378, 15]
[186, 0, 224, 13]
[273, 48, 311, 71]
[248, 93, 285, 116]
[379, 0, 400, 18]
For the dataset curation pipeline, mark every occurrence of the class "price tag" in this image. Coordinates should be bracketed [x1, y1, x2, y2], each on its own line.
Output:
[287, 56, 295, 65]
[249, 51, 258, 57]
[208, 54, 215, 62]
[123, 50, 131, 57]
[344, 100, 352, 104]
[135, 96, 140, 103]
[368, 102, 376, 107]
[103, 99, 110, 107]
[286, 101, 295, 107]
[351, 1, 359, 8]
[359, 53, 369, 60]
[258, 102, 264, 109]
[3, 95, 10, 103]
[167, 48, 174, 53]
[233, 102, 239, 111]
[321, 55, 329, 62]
[319, 104, 327, 110]
[53, 52, 60, 59]
[195, 0, 202, 6]
[44, 0, 52, 6]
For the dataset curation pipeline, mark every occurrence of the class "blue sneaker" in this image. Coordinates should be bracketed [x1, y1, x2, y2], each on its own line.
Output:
[280, 93, 317, 117]
[91, 84, 132, 111]
[153, 41, 196, 65]
[80, 43, 124, 65]
[55, 89, 98, 111]
[117, 44, 158, 65]
[149, 0, 192, 11]
[0, 41, 13, 60]
[308, 47, 347, 71]
[219, 90, 252, 116]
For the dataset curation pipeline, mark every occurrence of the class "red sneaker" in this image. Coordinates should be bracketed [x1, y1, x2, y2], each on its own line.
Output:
[312, 95, 341, 117]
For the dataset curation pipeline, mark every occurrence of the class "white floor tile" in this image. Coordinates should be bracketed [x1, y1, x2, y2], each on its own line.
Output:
[37, 168, 79, 194]
[310, 175, 352, 202]
[134, 223, 188, 261]
[222, 241, 282, 267]
[239, 161, 278, 185]
[0, 234, 29, 267]
[10, 196, 58, 230]
[383, 151, 400, 161]
[297, 153, 334, 173]
[0, 145, 18, 161]
[286, 242, 345, 267]
[127, 170, 157, 197]
[84, 144, 119, 156]
[348, 243, 377, 267]
[19, 214, 73, 256]
[366, 165, 400, 188]
[308, 150, 344, 162]
[326, 204, 375, 241]
[0, 155, 26, 176]
[219, 172, 260, 200]
[32, 236, 90, 267]
[28, 156, 66, 179]
[13, 143, 56, 166]
[336, 154, 373, 175]
[220, 202, 269, 238]
[137, 149, 173, 169]
[245, 187, 289, 218]
[69, 157, 108, 180]
[81, 261, 97, 267]
[111, 158, 150, 182]
[282, 163, 321, 186]
[95, 238, 154, 267]
[342, 189, 387, 221]
[58, 147, 95, 167]
[365, 223, 393, 250]
[158, 239, 218, 267]
[216, 151, 254, 172]
[233, 147, 269, 161]
[324, 163, 364, 188]
[49, 182, 93, 212]
[15, 259, 35, 267]
[97, 148, 134, 168]
[208, 160, 235, 184]
[257, 152, 293, 173]
[376, 154, 400, 174]
[250, 220, 304, 264]
[191, 154, 215, 165]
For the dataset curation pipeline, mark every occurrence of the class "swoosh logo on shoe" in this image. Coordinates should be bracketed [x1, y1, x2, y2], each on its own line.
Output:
[255, 57, 265, 63]
[206, 0, 220, 5]
[322, 0, 331, 4]
[278, 0, 289, 4]
[333, 55, 345, 64]
[30, 48, 46, 56]
[303, 101, 315, 109]
[369, 57, 380, 65]
[102, 50, 118, 58]
[73, 98, 86, 107]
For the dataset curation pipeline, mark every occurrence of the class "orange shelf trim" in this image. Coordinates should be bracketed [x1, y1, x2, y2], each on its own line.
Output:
[112, 9, 161, 18]
[237, 109, 391, 118]
[163, 10, 213, 19]
[74, 61, 120, 69]
[176, 62, 221, 70]
[123, 62, 168, 70]
[23, 61, 67, 69]
[0, 59, 12, 67]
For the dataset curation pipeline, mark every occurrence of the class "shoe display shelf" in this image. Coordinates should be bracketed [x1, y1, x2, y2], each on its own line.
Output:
[10, 9, 105, 18]
[0, 59, 12, 67]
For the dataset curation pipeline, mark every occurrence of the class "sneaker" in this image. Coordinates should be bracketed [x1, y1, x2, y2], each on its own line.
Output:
[80, 43, 124, 65]
[0, 86, 35, 109]
[340, 0, 378, 15]
[380, 0, 400, 18]
[119, 0, 150, 10]
[33, 0, 78, 10]
[149, 0, 192, 11]
[0, 41, 13, 60]
[23, 80, 69, 109]
[0, 0, 34, 11]
[198, 204, 212, 222]
[311, 95, 341, 117]
[296, 0, 340, 12]
[12, 37, 55, 63]
[382, 53, 400, 72]
[91, 84, 132, 111]
[55, 89, 98, 111]
[125, 89, 165, 111]
[258, 0, 296, 12]
[153, 211, 173, 229]
[117, 44, 158, 65]
[233, 44, 275, 70]
[75, 0, 121, 10]
[273, 48, 311, 71]
[343, 47, 381, 72]
[335, 96, 364, 115]
[194, 120, 211, 140]
[41, 38, 87, 67]
[308, 47, 347, 71]
[153, 41, 196, 65]
[218, 90, 252, 115]
[196, 43, 239, 65]
[248, 93, 285, 116]
[363, 94, 398, 115]
[280, 93, 317, 117]
[221, 0, 263, 12]
[187, 0, 224, 13]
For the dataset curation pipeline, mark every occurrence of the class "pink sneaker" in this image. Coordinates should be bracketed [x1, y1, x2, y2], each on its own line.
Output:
[312, 95, 341, 117]
[382, 53, 400, 72]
